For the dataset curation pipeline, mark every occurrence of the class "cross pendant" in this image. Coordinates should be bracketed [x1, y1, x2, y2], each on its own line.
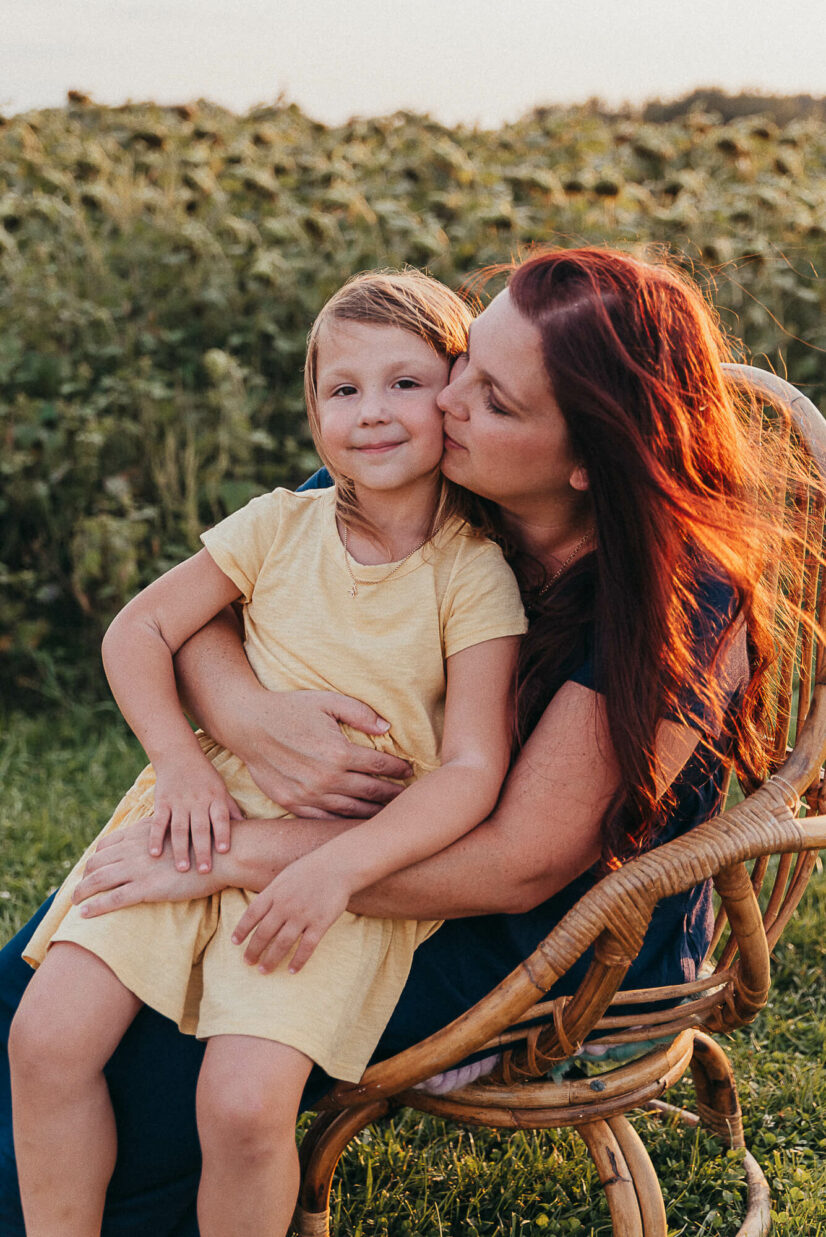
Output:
[349, 583, 358, 598]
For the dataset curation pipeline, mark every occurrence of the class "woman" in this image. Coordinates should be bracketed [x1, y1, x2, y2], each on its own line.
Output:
[0, 248, 783, 1237]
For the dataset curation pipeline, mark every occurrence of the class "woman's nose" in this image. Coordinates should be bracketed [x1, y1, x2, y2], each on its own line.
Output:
[437, 377, 468, 421]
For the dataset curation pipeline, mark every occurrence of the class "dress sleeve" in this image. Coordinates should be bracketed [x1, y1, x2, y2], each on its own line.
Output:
[668, 574, 749, 737]
[567, 573, 749, 740]
[442, 540, 528, 660]
[199, 491, 284, 602]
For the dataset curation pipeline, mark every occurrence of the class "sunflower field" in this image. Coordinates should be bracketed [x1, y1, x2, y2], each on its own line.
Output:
[2, 94, 825, 697]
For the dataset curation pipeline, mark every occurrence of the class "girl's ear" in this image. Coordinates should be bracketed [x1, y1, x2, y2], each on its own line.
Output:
[570, 464, 590, 492]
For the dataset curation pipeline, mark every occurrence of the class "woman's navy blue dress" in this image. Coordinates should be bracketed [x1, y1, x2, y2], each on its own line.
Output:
[0, 470, 747, 1235]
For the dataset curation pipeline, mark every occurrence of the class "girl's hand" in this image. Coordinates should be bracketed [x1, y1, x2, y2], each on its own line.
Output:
[73, 819, 226, 916]
[231, 857, 351, 974]
[150, 757, 243, 873]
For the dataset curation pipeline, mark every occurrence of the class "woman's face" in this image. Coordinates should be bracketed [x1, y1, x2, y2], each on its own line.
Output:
[438, 289, 586, 512]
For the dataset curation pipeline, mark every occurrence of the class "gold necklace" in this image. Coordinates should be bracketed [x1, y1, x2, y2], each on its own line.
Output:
[342, 524, 433, 598]
[538, 531, 595, 595]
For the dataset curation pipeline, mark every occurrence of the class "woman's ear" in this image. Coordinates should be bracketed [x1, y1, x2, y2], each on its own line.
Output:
[570, 464, 590, 492]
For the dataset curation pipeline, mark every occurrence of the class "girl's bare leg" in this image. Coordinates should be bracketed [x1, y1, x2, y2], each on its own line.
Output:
[197, 1035, 315, 1237]
[9, 942, 142, 1237]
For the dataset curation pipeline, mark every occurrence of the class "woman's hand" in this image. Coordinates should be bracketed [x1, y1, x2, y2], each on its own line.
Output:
[72, 819, 228, 917]
[150, 756, 243, 873]
[231, 855, 351, 974]
[226, 688, 414, 819]
[174, 610, 413, 818]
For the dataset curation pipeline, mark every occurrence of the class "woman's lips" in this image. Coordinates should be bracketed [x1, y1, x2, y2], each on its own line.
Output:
[443, 433, 466, 450]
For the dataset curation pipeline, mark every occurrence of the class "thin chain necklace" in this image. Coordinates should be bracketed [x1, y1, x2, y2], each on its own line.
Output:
[342, 524, 433, 598]
[538, 531, 595, 595]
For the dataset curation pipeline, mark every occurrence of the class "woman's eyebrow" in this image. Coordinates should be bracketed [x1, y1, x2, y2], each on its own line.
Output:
[466, 323, 530, 413]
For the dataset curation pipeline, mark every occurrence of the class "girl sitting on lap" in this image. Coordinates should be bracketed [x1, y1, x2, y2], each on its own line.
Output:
[9, 270, 527, 1237]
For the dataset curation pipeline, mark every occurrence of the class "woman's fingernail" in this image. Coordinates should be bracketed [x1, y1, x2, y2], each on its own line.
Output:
[198, 863, 210, 873]
[231, 934, 240, 944]
[376, 718, 390, 732]
[80, 906, 89, 917]
[177, 861, 189, 871]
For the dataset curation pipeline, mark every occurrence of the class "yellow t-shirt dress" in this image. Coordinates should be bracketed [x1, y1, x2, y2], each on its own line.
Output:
[25, 487, 527, 1081]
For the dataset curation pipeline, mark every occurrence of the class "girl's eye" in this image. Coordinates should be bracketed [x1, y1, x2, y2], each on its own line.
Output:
[393, 378, 420, 390]
[332, 384, 357, 397]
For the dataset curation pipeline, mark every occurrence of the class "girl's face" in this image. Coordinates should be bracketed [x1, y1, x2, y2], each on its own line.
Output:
[315, 320, 450, 499]
[438, 290, 587, 512]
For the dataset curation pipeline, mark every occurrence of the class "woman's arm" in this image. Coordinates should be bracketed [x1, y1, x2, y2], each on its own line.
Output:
[74, 682, 704, 924]
[76, 679, 613, 918]
[173, 610, 414, 818]
[339, 677, 619, 918]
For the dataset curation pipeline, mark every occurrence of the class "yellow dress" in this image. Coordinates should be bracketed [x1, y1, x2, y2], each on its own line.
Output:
[26, 487, 526, 1080]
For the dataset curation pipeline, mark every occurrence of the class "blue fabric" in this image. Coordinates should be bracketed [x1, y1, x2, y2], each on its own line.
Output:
[296, 467, 333, 492]
[0, 895, 206, 1237]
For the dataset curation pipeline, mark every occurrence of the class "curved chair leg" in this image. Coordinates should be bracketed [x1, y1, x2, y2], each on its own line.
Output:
[687, 1037, 771, 1237]
[293, 1100, 389, 1237]
[607, 1116, 667, 1236]
[577, 1118, 644, 1237]
[689, 1031, 746, 1148]
[645, 1031, 771, 1237]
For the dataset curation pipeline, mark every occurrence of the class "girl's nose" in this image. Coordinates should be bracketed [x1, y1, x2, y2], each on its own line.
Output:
[358, 396, 390, 424]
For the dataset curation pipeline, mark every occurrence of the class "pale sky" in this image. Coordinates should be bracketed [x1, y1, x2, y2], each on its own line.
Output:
[3, 0, 826, 126]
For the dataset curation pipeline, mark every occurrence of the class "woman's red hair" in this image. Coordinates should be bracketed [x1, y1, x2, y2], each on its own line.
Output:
[507, 247, 791, 868]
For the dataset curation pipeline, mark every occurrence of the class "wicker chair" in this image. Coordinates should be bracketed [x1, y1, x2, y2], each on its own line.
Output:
[294, 365, 826, 1237]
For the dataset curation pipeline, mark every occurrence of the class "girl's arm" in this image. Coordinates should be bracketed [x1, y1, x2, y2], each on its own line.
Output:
[230, 633, 520, 973]
[101, 549, 243, 872]
[174, 611, 415, 818]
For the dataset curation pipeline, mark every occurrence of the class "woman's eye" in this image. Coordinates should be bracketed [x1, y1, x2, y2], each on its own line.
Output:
[484, 390, 509, 417]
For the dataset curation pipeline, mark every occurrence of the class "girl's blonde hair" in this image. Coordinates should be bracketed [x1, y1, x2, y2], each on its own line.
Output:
[303, 269, 475, 541]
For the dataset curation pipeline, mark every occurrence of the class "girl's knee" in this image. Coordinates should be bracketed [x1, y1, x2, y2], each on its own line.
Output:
[198, 1072, 292, 1147]
[197, 1045, 305, 1159]
[9, 960, 119, 1085]
[8, 994, 73, 1085]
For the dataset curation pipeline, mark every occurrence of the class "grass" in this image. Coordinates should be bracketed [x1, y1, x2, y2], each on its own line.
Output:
[1, 703, 825, 1235]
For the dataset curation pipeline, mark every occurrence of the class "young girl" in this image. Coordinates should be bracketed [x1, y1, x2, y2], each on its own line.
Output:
[10, 271, 527, 1237]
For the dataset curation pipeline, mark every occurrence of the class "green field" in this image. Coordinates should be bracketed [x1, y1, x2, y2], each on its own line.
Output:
[1, 704, 825, 1234]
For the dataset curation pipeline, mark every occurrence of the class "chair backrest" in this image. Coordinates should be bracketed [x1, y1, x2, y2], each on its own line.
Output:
[703, 365, 826, 1018]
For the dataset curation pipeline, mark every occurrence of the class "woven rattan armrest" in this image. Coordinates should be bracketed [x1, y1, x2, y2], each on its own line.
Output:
[320, 778, 826, 1109]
